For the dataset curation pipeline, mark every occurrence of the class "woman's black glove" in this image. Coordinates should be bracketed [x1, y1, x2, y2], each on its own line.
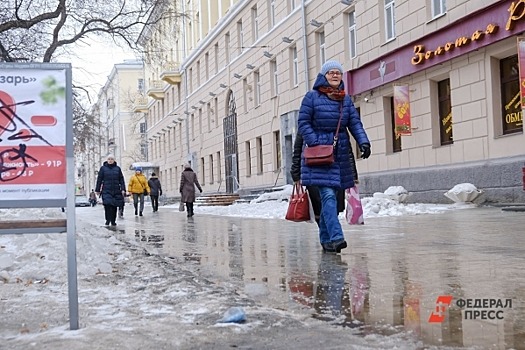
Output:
[360, 143, 371, 159]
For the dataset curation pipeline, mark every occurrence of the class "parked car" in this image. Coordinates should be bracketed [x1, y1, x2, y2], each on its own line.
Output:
[75, 195, 91, 207]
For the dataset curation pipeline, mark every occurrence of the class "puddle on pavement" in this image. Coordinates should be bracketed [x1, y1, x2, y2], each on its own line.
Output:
[112, 208, 525, 349]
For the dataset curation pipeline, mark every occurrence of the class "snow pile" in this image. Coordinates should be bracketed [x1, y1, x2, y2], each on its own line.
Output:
[374, 186, 411, 203]
[444, 183, 483, 203]
[250, 185, 293, 203]
[0, 208, 119, 284]
[194, 185, 451, 219]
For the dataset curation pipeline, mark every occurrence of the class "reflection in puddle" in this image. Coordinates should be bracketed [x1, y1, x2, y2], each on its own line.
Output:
[121, 209, 525, 349]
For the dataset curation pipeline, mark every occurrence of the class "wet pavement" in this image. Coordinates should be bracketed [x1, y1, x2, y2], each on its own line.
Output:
[82, 204, 525, 349]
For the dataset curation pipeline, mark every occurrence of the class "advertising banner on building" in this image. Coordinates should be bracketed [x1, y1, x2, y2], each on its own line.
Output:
[517, 37, 525, 109]
[393, 84, 412, 136]
[0, 68, 67, 200]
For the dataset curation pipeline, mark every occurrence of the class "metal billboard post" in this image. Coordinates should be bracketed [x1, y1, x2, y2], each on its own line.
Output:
[0, 62, 79, 330]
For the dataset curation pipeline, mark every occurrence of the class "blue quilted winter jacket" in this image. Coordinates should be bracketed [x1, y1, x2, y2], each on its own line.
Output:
[298, 73, 370, 189]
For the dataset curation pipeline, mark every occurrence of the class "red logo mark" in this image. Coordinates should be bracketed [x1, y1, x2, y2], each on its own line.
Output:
[428, 295, 453, 323]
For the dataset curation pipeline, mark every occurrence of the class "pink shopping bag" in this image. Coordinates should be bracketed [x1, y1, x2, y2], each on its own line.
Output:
[345, 186, 364, 225]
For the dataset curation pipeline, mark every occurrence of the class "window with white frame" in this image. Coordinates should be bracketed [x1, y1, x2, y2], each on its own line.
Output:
[225, 33, 230, 66]
[384, 0, 396, 41]
[205, 52, 209, 81]
[243, 78, 248, 113]
[256, 137, 263, 174]
[209, 155, 214, 184]
[291, 46, 298, 87]
[432, 0, 446, 18]
[237, 20, 244, 54]
[348, 11, 357, 58]
[214, 43, 219, 73]
[198, 108, 203, 133]
[268, 0, 275, 29]
[214, 97, 219, 125]
[254, 70, 261, 106]
[200, 157, 205, 184]
[289, 0, 296, 12]
[191, 114, 195, 139]
[252, 5, 259, 41]
[196, 61, 201, 87]
[207, 102, 211, 130]
[245, 141, 252, 176]
[270, 59, 278, 97]
[318, 31, 326, 65]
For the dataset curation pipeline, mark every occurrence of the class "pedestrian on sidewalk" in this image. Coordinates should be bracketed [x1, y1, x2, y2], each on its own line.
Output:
[128, 167, 150, 217]
[291, 132, 356, 252]
[148, 172, 163, 212]
[179, 163, 202, 217]
[95, 154, 126, 226]
[298, 60, 371, 253]
[89, 189, 98, 207]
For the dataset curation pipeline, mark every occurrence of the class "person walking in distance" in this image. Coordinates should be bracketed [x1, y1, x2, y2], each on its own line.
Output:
[148, 172, 163, 212]
[179, 163, 202, 217]
[128, 167, 150, 216]
[298, 60, 371, 253]
[89, 189, 97, 207]
[95, 154, 126, 226]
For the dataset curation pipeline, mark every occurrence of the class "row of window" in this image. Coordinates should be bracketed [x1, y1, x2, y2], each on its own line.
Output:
[386, 54, 522, 154]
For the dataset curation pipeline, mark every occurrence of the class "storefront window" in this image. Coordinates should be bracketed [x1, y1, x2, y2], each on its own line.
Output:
[500, 55, 523, 135]
[438, 79, 453, 145]
[390, 97, 402, 152]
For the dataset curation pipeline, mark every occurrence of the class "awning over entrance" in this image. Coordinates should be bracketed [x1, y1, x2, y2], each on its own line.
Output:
[129, 162, 157, 170]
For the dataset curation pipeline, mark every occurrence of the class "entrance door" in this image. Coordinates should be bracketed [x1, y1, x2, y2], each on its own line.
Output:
[223, 90, 239, 193]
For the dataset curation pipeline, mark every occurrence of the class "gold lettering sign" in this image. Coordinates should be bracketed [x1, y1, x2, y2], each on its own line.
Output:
[411, 24, 498, 65]
[506, 0, 525, 31]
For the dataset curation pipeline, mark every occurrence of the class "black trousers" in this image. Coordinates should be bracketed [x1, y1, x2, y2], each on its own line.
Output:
[150, 195, 159, 211]
[185, 202, 194, 216]
[104, 205, 118, 224]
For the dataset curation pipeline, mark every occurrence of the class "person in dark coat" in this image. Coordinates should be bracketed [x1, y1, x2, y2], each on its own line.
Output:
[290, 132, 357, 229]
[148, 172, 163, 212]
[179, 163, 202, 217]
[89, 189, 98, 207]
[95, 154, 126, 226]
[298, 60, 371, 253]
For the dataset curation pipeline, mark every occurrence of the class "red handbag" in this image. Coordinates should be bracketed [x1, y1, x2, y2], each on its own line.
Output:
[303, 145, 334, 166]
[303, 103, 343, 166]
[285, 184, 310, 222]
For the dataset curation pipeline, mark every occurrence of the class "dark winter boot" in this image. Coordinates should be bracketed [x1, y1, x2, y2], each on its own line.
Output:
[134, 204, 138, 216]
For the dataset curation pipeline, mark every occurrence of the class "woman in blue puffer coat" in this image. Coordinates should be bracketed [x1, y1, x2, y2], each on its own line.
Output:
[298, 60, 371, 253]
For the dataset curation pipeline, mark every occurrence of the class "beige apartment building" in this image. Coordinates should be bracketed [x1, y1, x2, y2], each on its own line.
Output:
[137, 0, 525, 203]
[80, 60, 145, 193]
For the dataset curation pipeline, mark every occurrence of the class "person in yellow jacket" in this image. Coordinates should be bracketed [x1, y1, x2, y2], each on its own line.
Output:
[128, 167, 150, 216]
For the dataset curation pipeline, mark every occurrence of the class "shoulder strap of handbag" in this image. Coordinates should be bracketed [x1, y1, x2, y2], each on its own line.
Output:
[333, 102, 344, 147]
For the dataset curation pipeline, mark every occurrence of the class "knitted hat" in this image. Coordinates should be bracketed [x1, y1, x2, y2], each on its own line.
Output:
[135, 167, 142, 172]
[320, 60, 344, 76]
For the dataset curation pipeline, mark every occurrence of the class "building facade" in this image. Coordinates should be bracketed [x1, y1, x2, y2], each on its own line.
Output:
[81, 60, 145, 193]
[136, 0, 525, 203]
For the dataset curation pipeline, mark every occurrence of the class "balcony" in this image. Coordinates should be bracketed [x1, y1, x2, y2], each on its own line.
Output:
[160, 62, 182, 85]
[133, 96, 149, 113]
[147, 80, 165, 100]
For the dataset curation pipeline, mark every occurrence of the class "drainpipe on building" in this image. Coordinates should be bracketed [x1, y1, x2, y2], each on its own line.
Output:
[181, 0, 191, 165]
[301, 0, 310, 94]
